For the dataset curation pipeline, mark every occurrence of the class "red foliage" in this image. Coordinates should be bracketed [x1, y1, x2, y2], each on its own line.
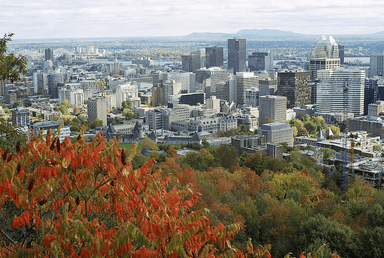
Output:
[0, 130, 242, 257]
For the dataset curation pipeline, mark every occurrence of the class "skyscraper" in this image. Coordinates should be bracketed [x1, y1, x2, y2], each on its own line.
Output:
[276, 71, 313, 108]
[236, 72, 259, 105]
[316, 67, 365, 117]
[182, 50, 204, 72]
[309, 36, 341, 105]
[205, 46, 223, 68]
[309, 36, 340, 77]
[248, 51, 273, 71]
[45, 48, 53, 61]
[370, 52, 384, 77]
[228, 38, 246, 74]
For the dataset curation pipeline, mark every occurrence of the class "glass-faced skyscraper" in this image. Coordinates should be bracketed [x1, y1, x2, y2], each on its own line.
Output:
[228, 38, 246, 74]
[205, 46, 223, 68]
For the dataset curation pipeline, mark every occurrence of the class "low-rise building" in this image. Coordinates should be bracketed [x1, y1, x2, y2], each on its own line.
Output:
[260, 122, 293, 147]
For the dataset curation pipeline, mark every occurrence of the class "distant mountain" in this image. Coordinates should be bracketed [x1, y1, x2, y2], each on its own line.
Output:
[370, 31, 384, 37]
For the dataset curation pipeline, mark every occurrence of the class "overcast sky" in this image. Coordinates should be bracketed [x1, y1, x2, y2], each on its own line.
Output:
[1, 0, 384, 39]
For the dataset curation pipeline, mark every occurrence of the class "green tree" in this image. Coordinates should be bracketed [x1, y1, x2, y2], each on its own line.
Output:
[0, 118, 26, 153]
[373, 145, 383, 151]
[122, 108, 137, 120]
[56, 99, 71, 115]
[0, 33, 27, 84]
[89, 119, 103, 128]
[122, 99, 132, 109]
[298, 215, 356, 257]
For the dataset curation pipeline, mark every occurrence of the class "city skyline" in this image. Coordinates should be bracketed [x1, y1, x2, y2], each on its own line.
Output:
[1, 0, 384, 39]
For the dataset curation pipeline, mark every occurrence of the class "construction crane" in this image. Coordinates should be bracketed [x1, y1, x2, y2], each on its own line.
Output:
[341, 81, 349, 191]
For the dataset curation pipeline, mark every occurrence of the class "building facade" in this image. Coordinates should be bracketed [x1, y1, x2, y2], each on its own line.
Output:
[205, 46, 223, 68]
[276, 71, 312, 109]
[11, 107, 30, 126]
[87, 96, 107, 127]
[259, 95, 287, 125]
[316, 67, 365, 117]
[228, 38, 246, 73]
[248, 51, 273, 71]
[370, 52, 384, 77]
[260, 122, 294, 147]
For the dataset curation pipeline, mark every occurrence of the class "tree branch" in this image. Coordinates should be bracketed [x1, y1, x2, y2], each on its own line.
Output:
[0, 228, 17, 246]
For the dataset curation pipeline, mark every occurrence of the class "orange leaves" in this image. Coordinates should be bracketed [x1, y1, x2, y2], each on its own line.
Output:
[43, 235, 56, 247]
[0, 131, 246, 257]
[11, 213, 30, 228]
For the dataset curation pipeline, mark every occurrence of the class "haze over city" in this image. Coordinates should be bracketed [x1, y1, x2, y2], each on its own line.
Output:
[2, 0, 384, 39]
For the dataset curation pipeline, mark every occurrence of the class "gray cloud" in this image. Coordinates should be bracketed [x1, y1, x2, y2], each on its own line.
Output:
[0, 0, 383, 39]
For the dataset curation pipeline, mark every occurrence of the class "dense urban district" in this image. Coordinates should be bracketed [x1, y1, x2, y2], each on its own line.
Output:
[2, 31, 384, 257]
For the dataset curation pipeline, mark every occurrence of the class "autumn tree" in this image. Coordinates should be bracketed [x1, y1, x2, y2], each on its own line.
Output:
[141, 136, 158, 150]
[0, 129, 243, 257]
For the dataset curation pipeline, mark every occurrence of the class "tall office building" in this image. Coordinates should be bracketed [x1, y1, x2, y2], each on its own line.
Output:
[47, 72, 64, 98]
[87, 96, 107, 127]
[364, 78, 379, 115]
[259, 95, 287, 125]
[259, 78, 278, 96]
[248, 51, 273, 71]
[45, 48, 53, 61]
[182, 50, 204, 72]
[276, 71, 312, 108]
[162, 72, 196, 93]
[205, 46, 223, 68]
[309, 36, 340, 77]
[316, 67, 365, 117]
[370, 52, 384, 77]
[228, 38, 246, 74]
[236, 72, 259, 105]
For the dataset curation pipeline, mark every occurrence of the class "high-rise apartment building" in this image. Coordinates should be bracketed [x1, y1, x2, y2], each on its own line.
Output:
[316, 67, 365, 117]
[116, 83, 139, 108]
[33, 71, 48, 94]
[259, 95, 287, 125]
[276, 71, 312, 108]
[228, 38, 246, 74]
[248, 51, 273, 71]
[45, 48, 53, 61]
[236, 72, 259, 105]
[87, 96, 107, 127]
[370, 52, 384, 77]
[205, 46, 223, 68]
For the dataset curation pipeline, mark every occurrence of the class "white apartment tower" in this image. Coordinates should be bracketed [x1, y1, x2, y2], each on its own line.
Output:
[316, 67, 365, 117]
[116, 83, 139, 108]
